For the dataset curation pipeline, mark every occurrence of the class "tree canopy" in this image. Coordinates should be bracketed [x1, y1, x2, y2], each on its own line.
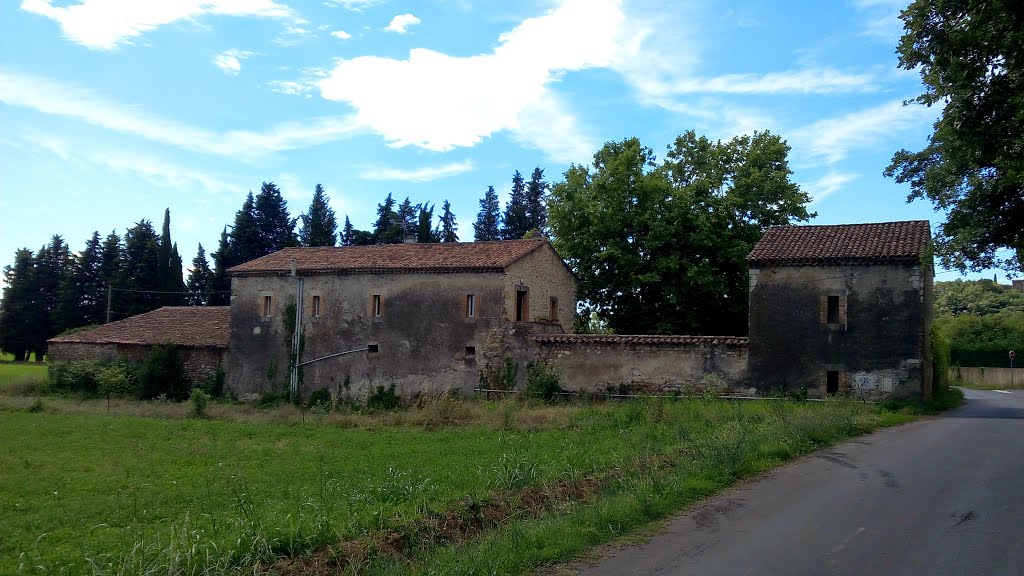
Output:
[298, 184, 338, 247]
[885, 0, 1024, 273]
[473, 185, 501, 241]
[549, 132, 812, 335]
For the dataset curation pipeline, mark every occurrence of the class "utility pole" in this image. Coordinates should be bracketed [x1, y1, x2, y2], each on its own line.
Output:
[106, 284, 112, 323]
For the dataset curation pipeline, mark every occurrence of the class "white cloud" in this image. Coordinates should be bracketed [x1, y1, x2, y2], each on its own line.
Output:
[330, 29, 352, 40]
[268, 80, 315, 97]
[850, 0, 906, 42]
[792, 99, 937, 165]
[318, 0, 623, 157]
[360, 160, 475, 183]
[92, 152, 242, 194]
[385, 13, 421, 34]
[212, 49, 255, 76]
[665, 68, 877, 95]
[327, 0, 381, 11]
[511, 93, 595, 165]
[804, 171, 859, 203]
[20, 0, 297, 50]
[0, 67, 363, 159]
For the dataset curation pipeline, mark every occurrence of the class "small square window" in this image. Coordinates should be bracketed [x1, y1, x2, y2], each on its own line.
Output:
[368, 343, 379, 353]
[311, 295, 321, 317]
[262, 295, 272, 317]
[372, 294, 382, 317]
[466, 294, 476, 318]
[549, 296, 559, 321]
[465, 346, 476, 356]
[827, 296, 840, 324]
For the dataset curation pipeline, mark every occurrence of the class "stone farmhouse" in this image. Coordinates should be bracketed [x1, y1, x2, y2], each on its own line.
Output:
[48, 220, 934, 401]
[47, 306, 230, 384]
[224, 238, 576, 399]
[747, 220, 934, 399]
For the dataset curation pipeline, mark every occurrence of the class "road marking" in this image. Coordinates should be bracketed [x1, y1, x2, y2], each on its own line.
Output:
[992, 390, 1011, 394]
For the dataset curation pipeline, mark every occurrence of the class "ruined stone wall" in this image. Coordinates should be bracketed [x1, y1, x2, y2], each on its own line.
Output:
[47, 342, 225, 384]
[530, 334, 749, 394]
[748, 263, 931, 399]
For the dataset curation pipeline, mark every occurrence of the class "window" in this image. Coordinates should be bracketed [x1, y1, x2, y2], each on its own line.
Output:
[515, 289, 528, 322]
[827, 295, 840, 324]
[372, 294, 382, 317]
[826, 371, 839, 395]
[465, 346, 476, 356]
[368, 343, 379, 353]
[466, 294, 476, 318]
[311, 295, 321, 317]
[262, 295, 272, 317]
[549, 297, 559, 321]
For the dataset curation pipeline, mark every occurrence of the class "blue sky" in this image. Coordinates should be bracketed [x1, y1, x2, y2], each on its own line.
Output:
[0, 0, 988, 283]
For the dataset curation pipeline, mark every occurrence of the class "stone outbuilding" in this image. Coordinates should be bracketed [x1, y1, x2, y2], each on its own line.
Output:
[225, 238, 577, 399]
[746, 220, 934, 399]
[47, 306, 230, 383]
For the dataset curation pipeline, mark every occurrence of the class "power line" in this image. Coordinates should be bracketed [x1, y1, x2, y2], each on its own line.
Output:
[110, 286, 231, 295]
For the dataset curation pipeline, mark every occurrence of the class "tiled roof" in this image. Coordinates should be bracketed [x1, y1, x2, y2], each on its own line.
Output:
[532, 334, 749, 346]
[229, 238, 550, 276]
[747, 220, 931, 266]
[49, 306, 230, 348]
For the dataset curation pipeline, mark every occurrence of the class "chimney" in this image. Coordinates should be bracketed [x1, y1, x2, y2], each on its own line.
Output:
[403, 232, 418, 244]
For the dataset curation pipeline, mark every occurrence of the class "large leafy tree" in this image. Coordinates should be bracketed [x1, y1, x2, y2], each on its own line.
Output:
[549, 132, 812, 335]
[473, 186, 501, 241]
[439, 199, 459, 242]
[299, 184, 338, 247]
[501, 170, 530, 240]
[885, 0, 1024, 273]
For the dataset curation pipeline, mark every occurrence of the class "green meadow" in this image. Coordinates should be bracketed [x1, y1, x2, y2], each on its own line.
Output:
[0, 394, 933, 576]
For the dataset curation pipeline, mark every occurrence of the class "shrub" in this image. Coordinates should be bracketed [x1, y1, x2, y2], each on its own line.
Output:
[189, 387, 211, 418]
[201, 368, 226, 398]
[48, 361, 102, 396]
[524, 361, 562, 402]
[306, 387, 332, 410]
[96, 363, 137, 397]
[367, 383, 399, 410]
[137, 344, 190, 401]
[931, 322, 952, 390]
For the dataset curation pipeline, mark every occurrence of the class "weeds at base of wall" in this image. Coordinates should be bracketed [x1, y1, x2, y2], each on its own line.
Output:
[524, 361, 562, 402]
[367, 384, 400, 410]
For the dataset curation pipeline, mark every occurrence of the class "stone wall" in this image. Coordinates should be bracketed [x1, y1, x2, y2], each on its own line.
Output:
[748, 263, 932, 399]
[530, 334, 750, 394]
[47, 342, 225, 385]
[226, 248, 578, 400]
[950, 366, 1022, 389]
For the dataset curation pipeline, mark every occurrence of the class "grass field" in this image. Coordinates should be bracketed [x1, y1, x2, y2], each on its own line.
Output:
[0, 395, 930, 576]
[0, 361, 47, 392]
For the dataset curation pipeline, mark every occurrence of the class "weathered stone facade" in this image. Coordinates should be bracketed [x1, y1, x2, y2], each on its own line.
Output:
[47, 342, 226, 384]
[225, 241, 577, 399]
[748, 263, 933, 399]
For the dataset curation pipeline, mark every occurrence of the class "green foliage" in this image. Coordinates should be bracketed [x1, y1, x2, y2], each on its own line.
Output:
[373, 192, 404, 244]
[524, 361, 562, 402]
[48, 360, 101, 396]
[439, 199, 459, 242]
[189, 387, 211, 418]
[96, 363, 136, 398]
[184, 243, 213, 306]
[298, 183, 338, 247]
[201, 368, 226, 398]
[502, 170, 530, 239]
[549, 132, 812, 335]
[137, 344, 190, 401]
[367, 383, 399, 410]
[473, 185, 502, 241]
[933, 279, 1024, 366]
[306, 387, 332, 410]
[503, 357, 519, 390]
[930, 322, 951, 388]
[885, 0, 1024, 273]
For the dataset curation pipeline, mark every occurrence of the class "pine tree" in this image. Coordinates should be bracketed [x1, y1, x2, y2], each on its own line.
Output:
[474, 186, 502, 241]
[170, 242, 185, 305]
[341, 215, 355, 246]
[525, 167, 549, 234]
[0, 249, 36, 361]
[299, 184, 338, 247]
[32, 236, 72, 356]
[416, 203, 437, 243]
[75, 231, 105, 326]
[397, 196, 417, 238]
[253, 181, 296, 255]
[119, 220, 161, 319]
[502, 170, 530, 239]
[229, 192, 260, 265]
[99, 230, 122, 321]
[209, 227, 232, 306]
[439, 199, 459, 242]
[157, 208, 173, 306]
[186, 243, 213, 306]
[373, 193, 403, 244]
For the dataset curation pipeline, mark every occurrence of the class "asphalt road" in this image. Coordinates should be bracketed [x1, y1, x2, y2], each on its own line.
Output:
[575, 388, 1024, 576]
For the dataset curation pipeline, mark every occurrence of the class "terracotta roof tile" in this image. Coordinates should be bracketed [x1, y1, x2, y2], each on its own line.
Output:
[228, 238, 549, 276]
[49, 306, 230, 348]
[747, 220, 931, 266]
[532, 334, 749, 346]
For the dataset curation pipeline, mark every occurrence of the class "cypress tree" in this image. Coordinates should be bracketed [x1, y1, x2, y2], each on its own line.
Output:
[76, 231, 106, 325]
[157, 208, 173, 306]
[229, 192, 259, 265]
[416, 203, 437, 243]
[253, 181, 296, 255]
[186, 243, 213, 306]
[473, 186, 501, 241]
[373, 193, 403, 244]
[525, 167, 549, 233]
[99, 230, 122, 321]
[341, 215, 355, 246]
[299, 183, 338, 247]
[397, 196, 417, 237]
[119, 220, 161, 318]
[502, 170, 529, 239]
[209, 227, 232, 306]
